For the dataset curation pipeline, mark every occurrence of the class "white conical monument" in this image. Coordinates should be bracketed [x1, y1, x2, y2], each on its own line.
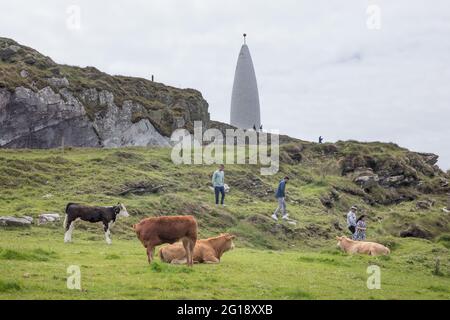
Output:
[230, 34, 261, 130]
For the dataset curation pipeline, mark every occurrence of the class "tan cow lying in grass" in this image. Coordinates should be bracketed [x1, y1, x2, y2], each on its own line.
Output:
[336, 236, 390, 256]
[159, 233, 235, 264]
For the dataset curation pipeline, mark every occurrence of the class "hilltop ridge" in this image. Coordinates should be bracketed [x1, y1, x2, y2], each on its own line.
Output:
[0, 37, 210, 148]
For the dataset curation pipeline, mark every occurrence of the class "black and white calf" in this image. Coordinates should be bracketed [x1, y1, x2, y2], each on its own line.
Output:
[63, 203, 129, 244]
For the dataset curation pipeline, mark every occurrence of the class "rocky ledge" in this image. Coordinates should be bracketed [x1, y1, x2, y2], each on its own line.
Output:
[0, 37, 210, 148]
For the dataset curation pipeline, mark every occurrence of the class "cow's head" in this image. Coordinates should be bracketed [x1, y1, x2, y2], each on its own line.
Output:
[115, 203, 130, 217]
[220, 233, 236, 252]
[336, 236, 349, 249]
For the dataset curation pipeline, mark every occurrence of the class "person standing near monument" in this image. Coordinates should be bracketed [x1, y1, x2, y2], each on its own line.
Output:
[212, 164, 226, 207]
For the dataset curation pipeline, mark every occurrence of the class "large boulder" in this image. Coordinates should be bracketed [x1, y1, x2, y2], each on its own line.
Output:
[379, 175, 417, 187]
[418, 153, 439, 166]
[399, 225, 432, 239]
[352, 168, 379, 189]
[0, 45, 20, 61]
[38, 213, 61, 225]
[416, 200, 434, 210]
[0, 216, 32, 227]
[320, 189, 340, 209]
[46, 77, 69, 88]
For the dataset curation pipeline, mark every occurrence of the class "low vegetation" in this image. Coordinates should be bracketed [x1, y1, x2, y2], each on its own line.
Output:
[0, 143, 449, 299]
[0, 227, 449, 299]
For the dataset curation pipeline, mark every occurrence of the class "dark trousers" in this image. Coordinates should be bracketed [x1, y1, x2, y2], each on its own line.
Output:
[215, 186, 225, 205]
[348, 226, 356, 234]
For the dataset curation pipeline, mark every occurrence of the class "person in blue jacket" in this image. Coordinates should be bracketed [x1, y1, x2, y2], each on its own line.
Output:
[271, 176, 290, 221]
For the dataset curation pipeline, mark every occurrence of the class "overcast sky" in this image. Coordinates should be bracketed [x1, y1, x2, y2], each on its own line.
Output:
[1, 0, 449, 169]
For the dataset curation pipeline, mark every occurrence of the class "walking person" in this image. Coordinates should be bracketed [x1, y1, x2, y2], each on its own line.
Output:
[354, 215, 367, 241]
[346, 206, 357, 238]
[271, 176, 290, 221]
[212, 164, 226, 207]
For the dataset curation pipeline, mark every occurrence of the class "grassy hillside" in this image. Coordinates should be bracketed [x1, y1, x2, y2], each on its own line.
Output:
[0, 144, 449, 299]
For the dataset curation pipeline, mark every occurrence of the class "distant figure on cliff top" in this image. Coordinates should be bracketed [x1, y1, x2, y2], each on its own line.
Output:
[319, 136, 324, 144]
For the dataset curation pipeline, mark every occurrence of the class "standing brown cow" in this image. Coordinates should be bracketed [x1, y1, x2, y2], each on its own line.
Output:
[133, 216, 197, 266]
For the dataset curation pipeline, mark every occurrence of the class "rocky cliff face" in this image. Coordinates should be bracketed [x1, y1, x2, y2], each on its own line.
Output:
[281, 141, 449, 206]
[0, 37, 210, 148]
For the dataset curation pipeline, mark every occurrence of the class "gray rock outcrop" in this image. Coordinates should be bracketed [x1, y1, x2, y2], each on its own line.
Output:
[0, 85, 192, 148]
[0, 216, 32, 227]
[0, 86, 100, 148]
[38, 213, 61, 225]
[0, 37, 211, 149]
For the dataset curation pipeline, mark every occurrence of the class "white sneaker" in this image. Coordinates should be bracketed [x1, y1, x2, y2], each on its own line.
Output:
[222, 204, 227, 207]
[271, 214, 278, 221]
[282, 215, 289, 220]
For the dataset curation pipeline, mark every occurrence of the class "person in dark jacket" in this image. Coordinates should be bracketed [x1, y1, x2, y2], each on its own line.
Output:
[271, 176, 290, 221]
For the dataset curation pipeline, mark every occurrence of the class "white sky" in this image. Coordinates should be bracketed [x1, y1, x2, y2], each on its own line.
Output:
[1, 0, 449, 169]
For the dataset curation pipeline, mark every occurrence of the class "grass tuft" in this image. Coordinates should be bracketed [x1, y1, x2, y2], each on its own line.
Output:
[0, 280, 21, 292]
[0, 248, 58, 261]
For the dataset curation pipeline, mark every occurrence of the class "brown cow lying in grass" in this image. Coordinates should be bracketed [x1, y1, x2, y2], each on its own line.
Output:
[133, 216, 197, 266]
[336, 236, 390, 256]
[159, 233, 236, 264]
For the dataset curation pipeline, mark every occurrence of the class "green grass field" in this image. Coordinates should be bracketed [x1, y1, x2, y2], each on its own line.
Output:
[0, 226, 449, 300]
[0, 147, 449, 300]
